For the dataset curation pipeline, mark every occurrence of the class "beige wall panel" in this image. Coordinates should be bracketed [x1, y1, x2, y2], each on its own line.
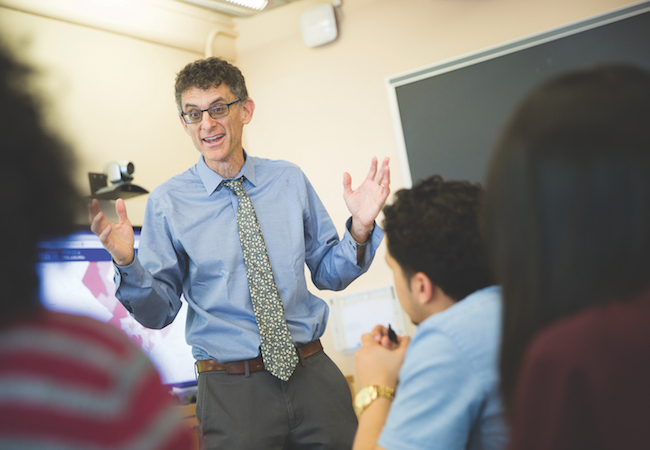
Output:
[0, 6, 204, 223]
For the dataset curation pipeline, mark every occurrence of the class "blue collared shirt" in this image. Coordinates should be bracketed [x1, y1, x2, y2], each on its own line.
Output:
[114, 154, 383, 362]
[379, 286, 508, 450]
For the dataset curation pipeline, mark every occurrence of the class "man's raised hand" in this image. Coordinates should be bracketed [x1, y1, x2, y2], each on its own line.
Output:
[88, 198, 135, 266]
[343, 157, 391, 244]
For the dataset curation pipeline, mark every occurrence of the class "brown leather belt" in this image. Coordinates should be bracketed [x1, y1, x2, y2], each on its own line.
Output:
[196, 339, 323, 375]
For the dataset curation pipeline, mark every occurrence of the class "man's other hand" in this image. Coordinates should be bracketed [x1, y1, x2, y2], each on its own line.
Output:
[88, 198, 135, 266]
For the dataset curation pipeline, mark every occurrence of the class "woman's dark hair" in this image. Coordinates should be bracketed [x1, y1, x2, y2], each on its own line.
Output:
[0, 43, 80, 326]
[482, 64, 650, 418]
[383, 175, 493, 302]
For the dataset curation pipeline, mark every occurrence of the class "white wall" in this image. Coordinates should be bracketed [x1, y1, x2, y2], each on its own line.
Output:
[0, 5, 208, 223]
[0, 0, 639, 385]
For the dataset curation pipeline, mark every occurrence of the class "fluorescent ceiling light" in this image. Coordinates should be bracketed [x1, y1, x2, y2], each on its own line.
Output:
[227, 0, 268, 9]
[176, 0, 269, 16]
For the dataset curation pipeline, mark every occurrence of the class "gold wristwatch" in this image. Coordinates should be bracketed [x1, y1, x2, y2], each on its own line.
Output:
[354, 385, 395, 415]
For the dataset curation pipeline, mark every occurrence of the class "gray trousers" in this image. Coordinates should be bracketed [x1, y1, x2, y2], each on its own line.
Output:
[196, 350, 358, 450]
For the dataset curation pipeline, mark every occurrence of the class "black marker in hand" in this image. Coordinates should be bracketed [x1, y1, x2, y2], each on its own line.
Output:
[387, 324, 398, 344]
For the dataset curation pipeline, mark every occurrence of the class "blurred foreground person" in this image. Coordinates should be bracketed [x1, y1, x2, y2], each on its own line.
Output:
[0, 43, 194, 449]
[483, 64, 650, 450]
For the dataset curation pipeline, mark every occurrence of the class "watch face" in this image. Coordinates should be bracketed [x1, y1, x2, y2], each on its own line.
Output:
[354, 386, 378, 414]
[354, 385, 396, 415]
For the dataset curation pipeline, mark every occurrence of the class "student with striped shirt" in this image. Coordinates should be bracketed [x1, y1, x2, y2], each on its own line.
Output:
[0, 42, 194, 449]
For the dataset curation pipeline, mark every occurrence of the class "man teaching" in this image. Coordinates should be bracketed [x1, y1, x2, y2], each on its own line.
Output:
[89, 56, 390, 449]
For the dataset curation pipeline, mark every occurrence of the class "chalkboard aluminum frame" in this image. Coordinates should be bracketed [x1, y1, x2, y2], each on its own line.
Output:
[386, 1, 650, 188]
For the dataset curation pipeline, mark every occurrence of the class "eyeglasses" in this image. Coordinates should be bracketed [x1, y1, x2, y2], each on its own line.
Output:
[180, 99, 240, 124]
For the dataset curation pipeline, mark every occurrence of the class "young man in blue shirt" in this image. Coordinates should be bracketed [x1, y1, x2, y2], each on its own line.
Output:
[89, 57, 390, 449]
[353, 175, 508, 450]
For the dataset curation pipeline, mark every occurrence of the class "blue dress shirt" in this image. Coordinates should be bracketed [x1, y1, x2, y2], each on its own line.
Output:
[379, 286, 508, 450]
[114, 154, 383, 363]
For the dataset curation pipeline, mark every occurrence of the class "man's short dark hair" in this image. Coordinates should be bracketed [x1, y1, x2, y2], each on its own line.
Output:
[174, 57, 248, 111]
[383, 175, 493, 302]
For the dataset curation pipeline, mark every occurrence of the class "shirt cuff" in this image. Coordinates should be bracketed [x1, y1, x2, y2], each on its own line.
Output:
[343, 217, 384, 268]
[113, 253, 145, 289]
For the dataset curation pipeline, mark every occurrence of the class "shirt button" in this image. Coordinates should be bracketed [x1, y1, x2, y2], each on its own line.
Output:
[123, 272, 128, 276]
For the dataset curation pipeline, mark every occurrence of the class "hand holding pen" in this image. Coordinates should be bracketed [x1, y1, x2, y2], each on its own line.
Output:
[356, 324, 410, 388]
[370, 323, 402, 349]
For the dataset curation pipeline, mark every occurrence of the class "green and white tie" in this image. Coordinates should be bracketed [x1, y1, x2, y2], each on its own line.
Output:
[222, 177, 298, 381]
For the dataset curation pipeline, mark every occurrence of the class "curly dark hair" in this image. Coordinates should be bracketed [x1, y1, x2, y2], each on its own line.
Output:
[0, 43, 80, 327]
[174, 57, 248, 111]
[383, 175, 493, 302]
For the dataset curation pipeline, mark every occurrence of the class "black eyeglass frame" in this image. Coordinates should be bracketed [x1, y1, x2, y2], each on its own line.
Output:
[180, 98, 241, 124]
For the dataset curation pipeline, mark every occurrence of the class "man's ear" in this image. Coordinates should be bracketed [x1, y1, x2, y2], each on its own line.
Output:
[241, 98, 255, 125]
[179, 114, 190, 135]
[409, 272, 434, 306]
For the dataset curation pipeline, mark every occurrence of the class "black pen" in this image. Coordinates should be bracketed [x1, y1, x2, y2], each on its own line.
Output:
[387, 324, 398, 344]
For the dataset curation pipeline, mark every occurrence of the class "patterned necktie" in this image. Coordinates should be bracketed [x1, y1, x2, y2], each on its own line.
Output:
[222, 177, 298, 381]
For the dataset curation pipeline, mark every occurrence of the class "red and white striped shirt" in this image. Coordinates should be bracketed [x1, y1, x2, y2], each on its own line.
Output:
[0, 310, 195, 449]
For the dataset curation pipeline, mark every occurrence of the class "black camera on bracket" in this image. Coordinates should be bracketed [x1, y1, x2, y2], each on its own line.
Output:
[106, 160, 135, 184]
[88, 160, 149, 200]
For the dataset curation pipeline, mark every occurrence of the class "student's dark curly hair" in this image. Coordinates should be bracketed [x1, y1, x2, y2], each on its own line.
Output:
[0, 43, 80, 327]
[383, 175, 493, 301]
[174, 57, 248, 111]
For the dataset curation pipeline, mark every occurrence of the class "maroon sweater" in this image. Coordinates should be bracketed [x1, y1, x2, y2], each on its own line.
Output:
[508, 287, 650, 450]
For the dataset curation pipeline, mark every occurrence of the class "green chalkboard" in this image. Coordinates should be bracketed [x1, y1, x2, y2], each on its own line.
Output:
[388, 2, 650, 187]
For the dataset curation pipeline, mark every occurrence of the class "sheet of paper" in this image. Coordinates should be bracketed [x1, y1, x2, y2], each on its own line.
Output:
[327, 285, 406, 352]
